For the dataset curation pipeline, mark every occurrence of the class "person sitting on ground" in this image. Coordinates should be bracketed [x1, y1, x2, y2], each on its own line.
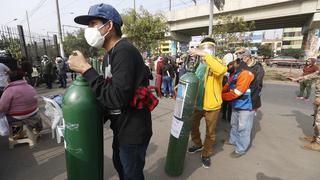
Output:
[0, 68, 41, 136]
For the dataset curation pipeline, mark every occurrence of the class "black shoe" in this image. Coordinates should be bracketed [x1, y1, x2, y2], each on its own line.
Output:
[201, 156, 211, 168]
[187, 146, 203, 153]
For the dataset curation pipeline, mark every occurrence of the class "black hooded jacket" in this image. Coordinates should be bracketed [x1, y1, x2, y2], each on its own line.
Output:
[248, 62, 264, 109]
[238, 60, 264, 109]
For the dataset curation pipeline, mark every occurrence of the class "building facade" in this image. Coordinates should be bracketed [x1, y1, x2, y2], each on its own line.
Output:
[282, 27, 303, 49]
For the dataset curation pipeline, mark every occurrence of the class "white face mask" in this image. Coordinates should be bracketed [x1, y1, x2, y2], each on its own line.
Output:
[203, 49, 215, 55]
[84, 23, 109, 48]
[201, 44, 215, 55]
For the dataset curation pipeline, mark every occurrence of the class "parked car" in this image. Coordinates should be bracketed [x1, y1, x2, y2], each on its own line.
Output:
[265, 56, 305, 68]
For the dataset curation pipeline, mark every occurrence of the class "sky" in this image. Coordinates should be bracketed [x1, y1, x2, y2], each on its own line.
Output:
[0, 0, 209, 37]
[0, 0, 283, 44]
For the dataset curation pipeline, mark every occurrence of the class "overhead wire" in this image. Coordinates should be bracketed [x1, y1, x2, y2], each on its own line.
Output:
[29, 0, 79, 23]
[19, 0, 49, 24]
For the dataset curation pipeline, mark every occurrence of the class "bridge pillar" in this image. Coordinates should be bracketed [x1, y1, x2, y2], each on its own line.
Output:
[302, 13, 320, 57]
[302, 29, 320, 57]
[165, 32, 191, 55]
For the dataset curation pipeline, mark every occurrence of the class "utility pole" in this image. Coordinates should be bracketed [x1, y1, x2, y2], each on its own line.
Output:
[208, 0, 214, 36]
[26, 11, 32, 44]
[55, 0, 65, 58]
[169, 0, 171, 11]
[133, 0, 137, 22]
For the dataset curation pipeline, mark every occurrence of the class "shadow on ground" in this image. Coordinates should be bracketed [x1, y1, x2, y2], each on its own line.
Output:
[292, 110, 314, 137]
[256, 172, 283, 180]
[0, 133, 65, 180]
[251, 110, 263, 144]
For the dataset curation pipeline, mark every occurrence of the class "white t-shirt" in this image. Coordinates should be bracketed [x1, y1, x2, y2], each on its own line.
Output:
[0, 63, 10, 87]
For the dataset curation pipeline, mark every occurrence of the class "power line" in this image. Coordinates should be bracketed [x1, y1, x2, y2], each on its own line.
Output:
[116, 0, 129, 8]
[60, 0, 79, 10]
[28, 0, 78, 23]
[179, 0, 189, 6]
[20, 0, 49, 24]
[29, 0, 48, 18]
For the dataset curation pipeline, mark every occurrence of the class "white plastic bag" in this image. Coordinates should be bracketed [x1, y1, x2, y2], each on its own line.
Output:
[0, 113, 9, 136]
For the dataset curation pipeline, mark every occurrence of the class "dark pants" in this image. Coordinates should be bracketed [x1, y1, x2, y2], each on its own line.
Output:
[0, 87, 4, 98]
[32, 77, 39, 87]
[58, 74, 67, 88]
[112, 137, 148, 180]
[71, 72, 77, 80]
[299, 80, 312, 99]
[43, 74, 52, 89]
[222, 101, 232, 122]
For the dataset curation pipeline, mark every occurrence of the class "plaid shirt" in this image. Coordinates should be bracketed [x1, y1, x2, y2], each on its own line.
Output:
[130, 86, 159, 111]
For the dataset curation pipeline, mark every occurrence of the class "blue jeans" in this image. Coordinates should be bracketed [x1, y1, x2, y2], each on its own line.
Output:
[162, 75, 173, 96]
[112, 138, 149, 180]
[229, 109, 255, 154]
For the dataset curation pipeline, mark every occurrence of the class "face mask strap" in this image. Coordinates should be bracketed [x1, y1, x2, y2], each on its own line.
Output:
[97, 21, 111, 38]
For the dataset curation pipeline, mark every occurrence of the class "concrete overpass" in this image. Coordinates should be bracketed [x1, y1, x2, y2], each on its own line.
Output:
[166, 0, 320, 50]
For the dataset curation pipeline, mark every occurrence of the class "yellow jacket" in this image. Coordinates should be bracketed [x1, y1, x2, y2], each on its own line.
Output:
[203, 54, 227, 111]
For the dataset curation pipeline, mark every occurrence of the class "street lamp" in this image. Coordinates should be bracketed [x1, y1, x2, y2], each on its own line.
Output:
[5, 18, 18, 25]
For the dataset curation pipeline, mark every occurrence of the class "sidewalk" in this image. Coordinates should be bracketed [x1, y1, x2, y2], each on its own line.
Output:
[0, 80, 319, 180]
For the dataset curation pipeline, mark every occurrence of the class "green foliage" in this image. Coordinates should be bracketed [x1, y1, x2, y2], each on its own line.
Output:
[122, 6, 168, 52]
[257, 44, 273, 57]
[63, 29, 104, 58]
[281, 48, 305, 59]
[213, 14, 255, 49]
[0, 36, 22, 59]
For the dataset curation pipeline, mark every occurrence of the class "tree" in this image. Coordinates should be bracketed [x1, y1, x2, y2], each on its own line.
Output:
[0, 35, 22, 59]
[257, 44, 273, 58]
[213, 14, 255, 52]
[122, 6, 168, 53]
[63, 29, 104, 58]
[281, 48, 305, 59]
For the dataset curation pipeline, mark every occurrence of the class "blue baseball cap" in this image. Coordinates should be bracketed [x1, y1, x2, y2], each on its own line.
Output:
[74, 3, 123, 26]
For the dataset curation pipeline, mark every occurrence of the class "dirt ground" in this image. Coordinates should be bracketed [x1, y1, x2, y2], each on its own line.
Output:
[263, 64, 303, 81]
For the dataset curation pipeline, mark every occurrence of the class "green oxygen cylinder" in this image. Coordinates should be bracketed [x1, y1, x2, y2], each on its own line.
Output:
[63, 76, 103, 180]
[165, 55, 200, 176]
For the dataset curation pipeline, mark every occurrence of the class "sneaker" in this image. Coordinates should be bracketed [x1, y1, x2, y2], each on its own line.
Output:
[230, 151, 244, 158]
[299, 136, 316, 143]
[304, 98, 310, 102]
[302, 142, 320, 152]
[201, 156, 211, 168]
[187, 146, 203, 153]
[296, 96, 304, 100]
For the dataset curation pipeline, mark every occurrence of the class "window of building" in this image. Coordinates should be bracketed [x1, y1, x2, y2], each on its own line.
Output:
[282, 41, 291, 45]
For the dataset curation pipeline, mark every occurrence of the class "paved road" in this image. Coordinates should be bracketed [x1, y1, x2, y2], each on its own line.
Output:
[0, 80, 319, 180]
